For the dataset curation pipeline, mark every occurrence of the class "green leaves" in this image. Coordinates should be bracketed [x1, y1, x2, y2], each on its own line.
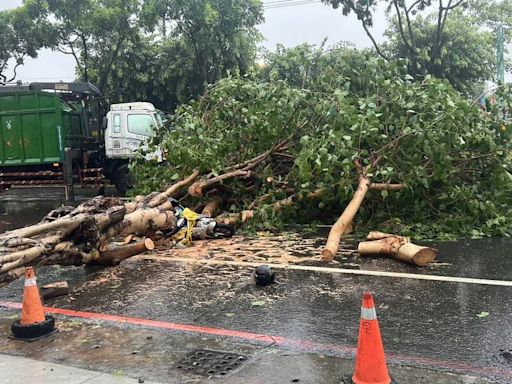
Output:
[131, 44, 512, 239]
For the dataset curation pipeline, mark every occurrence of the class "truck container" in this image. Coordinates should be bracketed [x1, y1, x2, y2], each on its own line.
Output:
[0, 82, 162, 194]
[0, 89, 85, 166]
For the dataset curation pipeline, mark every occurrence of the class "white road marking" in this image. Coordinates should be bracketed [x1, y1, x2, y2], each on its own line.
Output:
[137, 256, 512, 287]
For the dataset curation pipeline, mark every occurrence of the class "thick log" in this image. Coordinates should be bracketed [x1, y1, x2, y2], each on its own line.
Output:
[358, 234, 437, 266]
[358, 237, 404, 255]
[322, 176, 370, 262]
[41, 281, 69, 299]
[99, 208, 176, 242]
[202, 196, 223, 218]
[0, 233, 65, 273]
[96, 238, 155, 265]
[396, 242, 438, 266]
[0, 267, 26, 288]
[1, 216, 86, 240]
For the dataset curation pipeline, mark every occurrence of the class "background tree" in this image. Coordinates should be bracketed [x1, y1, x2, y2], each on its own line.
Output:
[321, 0, 476, 80]
[142, 0, 263, 108]
[384, 11, 496, 94]
[32, 0, 142, 92]
[0, 2, 53, 83]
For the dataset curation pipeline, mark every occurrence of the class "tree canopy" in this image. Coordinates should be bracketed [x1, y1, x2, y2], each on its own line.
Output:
[112, 0, 264, 110]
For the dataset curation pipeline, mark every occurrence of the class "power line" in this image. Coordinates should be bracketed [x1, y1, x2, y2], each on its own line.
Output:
[263, 0, 296, 3]
[264, 0, 320, 8]
[263, 0, 300, 5]
[263, 0, 322, 9]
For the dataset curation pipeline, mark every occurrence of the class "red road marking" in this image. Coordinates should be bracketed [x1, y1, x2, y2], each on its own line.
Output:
[1, 300, 510, 380]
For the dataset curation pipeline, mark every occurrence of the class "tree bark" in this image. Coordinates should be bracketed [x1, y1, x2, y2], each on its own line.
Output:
[96, 238, 155, 265]
[147, 170, 200, 208]
[358, 233, 438, 267]
[321, 176, 370, 262]
[41, 281, 69, 299]
[202, 196, 223, 217]
[189, 170, 251, 197]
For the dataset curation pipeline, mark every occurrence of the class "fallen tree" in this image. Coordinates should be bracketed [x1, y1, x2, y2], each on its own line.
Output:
[130, 63, 512, 262]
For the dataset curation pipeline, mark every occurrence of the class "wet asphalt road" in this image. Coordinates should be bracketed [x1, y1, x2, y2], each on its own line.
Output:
[0, 187, 511, 383]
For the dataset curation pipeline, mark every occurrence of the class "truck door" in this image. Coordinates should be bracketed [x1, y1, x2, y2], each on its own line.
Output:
[105, 112, 124, 158]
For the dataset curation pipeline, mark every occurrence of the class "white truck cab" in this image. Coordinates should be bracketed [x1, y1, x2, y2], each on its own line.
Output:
[103, 102, 164, 193]
[104, 102, 163, 160]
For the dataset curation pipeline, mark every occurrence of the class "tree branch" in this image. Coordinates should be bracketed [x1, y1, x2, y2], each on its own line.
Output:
[442, 0, 465, 10]
[361, 20, 389, 61]
[6, 62, 21, 83]
[354, 2, 389, 61]
[393, 0, 412, 51]
[393, 0, 418, 76]
[406, 0, 423, 14]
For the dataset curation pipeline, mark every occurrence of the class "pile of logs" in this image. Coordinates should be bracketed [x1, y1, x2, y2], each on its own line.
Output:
[0, 173, 205, 288]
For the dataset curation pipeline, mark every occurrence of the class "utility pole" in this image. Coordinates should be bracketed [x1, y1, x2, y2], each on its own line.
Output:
[497, 24, 505, 84]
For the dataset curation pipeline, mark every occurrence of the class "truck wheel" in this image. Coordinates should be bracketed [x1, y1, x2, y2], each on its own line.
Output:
[113, 164, 132, 196]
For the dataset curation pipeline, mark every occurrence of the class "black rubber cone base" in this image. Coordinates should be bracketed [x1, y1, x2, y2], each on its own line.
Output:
[341, 375, 397, 384]
[10, 315, 57, 341]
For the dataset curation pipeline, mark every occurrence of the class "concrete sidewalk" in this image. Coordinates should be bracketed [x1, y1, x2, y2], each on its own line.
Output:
[0, 354, 159, 384]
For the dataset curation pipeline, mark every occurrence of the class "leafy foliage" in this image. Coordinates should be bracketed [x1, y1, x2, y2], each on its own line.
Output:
[94, 0, 263, 110]
[13, 0, 262, 111]
[30, 0, 142, 91]
[132, 46, 512, 239]
[0, 2, 53, 83]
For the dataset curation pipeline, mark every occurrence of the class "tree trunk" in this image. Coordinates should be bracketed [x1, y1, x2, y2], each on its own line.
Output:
[322, 176, 370, 262]
[202, 196, 223, 218]
[395, 243, 438, 266]
[358, 234, 437, 267]
[96, 238, 155, 265]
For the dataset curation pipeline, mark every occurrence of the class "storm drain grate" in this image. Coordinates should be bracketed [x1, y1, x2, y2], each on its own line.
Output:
[176, 349, 248, 377]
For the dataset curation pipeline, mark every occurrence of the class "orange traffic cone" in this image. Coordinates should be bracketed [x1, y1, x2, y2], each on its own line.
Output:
[21, 267, 45, 325]
[350, 292, 394, 384]
[10, 267, 56, 340]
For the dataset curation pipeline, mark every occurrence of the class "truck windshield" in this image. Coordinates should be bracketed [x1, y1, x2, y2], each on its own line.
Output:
[127, 114, 155, 136]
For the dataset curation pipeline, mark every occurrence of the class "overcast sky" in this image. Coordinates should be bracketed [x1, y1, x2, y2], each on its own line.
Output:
[1, 0, 388, 83]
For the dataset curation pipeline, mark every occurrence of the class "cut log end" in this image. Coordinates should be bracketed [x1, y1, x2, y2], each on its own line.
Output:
[144, 238, 155, 251]
[408, 247, 438, 267]
[320, 249, 335, 262]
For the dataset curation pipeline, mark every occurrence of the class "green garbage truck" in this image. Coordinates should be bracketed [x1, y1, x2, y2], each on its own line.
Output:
[0, 82, 162, 194]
